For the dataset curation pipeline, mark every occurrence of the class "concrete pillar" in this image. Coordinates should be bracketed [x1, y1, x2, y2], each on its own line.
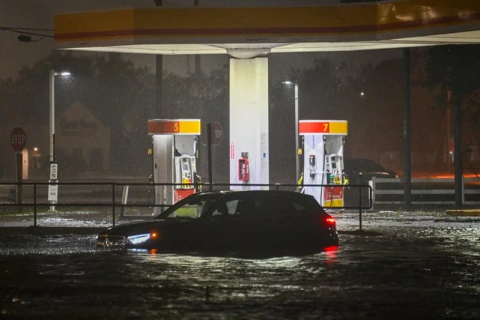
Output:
[229, 58, 269, 189]
[153, 135, 173, 214]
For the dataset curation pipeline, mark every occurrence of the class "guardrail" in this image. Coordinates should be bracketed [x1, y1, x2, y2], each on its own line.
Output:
[370, 176, 480, 206]
[0, 182, 372, 230]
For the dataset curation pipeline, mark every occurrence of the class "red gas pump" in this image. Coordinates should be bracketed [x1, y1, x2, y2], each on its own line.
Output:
[239, 152, 249, 182]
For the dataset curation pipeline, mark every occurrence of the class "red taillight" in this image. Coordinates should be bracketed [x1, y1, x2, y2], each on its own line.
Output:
[150, 231, 159, 239]
[324, 245, 339, 252]
[323, 214, 336, 226]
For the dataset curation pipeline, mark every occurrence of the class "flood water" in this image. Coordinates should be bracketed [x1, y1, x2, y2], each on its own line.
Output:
[0, 215, 479, 319]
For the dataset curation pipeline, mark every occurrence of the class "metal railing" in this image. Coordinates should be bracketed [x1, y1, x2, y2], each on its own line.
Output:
[370, 176, 480, 207]
[0, 182, 372, 229]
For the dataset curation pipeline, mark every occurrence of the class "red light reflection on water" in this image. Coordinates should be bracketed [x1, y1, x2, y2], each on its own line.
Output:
[324, 245, 339, 264]
[415, 173, 479, 179]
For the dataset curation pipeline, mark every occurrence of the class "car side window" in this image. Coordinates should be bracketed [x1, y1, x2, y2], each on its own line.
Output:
[166, 199, 214, 218]
[211, 199, 239, 217]
[236, 196, 257, 217]
[253, 196, 295, 216]
[225, 200, 239, 215]
[291, 200, 308, 213]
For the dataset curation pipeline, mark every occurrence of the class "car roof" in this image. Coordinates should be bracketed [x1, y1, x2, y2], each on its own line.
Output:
[345, 158, 376, 164]
[196, 189, 315, 199]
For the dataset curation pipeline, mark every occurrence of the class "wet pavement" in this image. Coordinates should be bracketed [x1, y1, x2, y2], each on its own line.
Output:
[0, 209, 479, 319]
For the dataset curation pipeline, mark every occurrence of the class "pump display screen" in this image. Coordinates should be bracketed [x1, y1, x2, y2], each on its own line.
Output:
[183, 164, 189, 170]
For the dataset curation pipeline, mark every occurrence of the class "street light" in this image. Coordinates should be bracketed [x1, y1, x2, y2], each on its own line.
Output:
[282, 81, 300, 185]
[49, 70, 71, 211]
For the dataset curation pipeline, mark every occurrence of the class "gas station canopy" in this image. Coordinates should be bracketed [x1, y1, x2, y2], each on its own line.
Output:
[55, 0, 480, 57]
[53, 0, 480, 192]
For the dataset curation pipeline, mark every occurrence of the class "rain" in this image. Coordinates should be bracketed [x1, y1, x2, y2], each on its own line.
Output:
[1, 1, 480, 319]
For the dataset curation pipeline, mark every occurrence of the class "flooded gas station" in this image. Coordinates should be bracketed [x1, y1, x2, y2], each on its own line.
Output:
[2, 1, 480, 318]
[1, 210, 479, 319]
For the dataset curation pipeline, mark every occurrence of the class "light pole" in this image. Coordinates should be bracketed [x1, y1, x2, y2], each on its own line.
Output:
[282, 81, 300, 185]
[49, 70, 70, 211]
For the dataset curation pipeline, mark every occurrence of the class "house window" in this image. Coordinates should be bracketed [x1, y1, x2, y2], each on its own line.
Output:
[89, 148, 103, 170]
[72, 148, 87, 171]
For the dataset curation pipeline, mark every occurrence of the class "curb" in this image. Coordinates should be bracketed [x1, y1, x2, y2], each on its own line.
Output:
[445, 210, 480, 217]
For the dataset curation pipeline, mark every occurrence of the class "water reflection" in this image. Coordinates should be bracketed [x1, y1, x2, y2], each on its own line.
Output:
[324, 245, 339, 264]
[0, 226, 478, 319]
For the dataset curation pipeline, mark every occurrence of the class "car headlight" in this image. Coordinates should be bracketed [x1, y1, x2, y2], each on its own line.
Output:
[128, 233, 151, 245]
[97, 234, 127, 247]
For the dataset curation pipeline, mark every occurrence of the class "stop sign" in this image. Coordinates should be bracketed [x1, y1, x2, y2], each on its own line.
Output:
[10, 127, 27, 152]
[202, 122, 223, 146]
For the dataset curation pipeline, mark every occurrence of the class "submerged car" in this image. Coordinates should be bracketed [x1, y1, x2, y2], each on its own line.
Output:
[97, 190, 338, 255]
[344, 158, 398, 185]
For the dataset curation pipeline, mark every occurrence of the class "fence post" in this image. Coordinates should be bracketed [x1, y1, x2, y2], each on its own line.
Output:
[33, 183, 37, 227]
[359, 185, 362, 232]
[121, 185, 129, 217]
[370, 177, 375, 211]
[112, 184, 116, 227]
[207, 123, 213, 192]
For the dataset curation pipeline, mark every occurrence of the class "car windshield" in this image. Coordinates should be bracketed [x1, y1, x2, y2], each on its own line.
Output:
[156, 194, 222, 219]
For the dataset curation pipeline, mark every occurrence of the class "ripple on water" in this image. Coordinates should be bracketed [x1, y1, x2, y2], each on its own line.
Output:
[0, 225, 479, 319]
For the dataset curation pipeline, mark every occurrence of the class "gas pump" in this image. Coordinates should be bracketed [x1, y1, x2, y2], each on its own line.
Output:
[323, 153, 345, 206]
[309, 154, 316, 178]
[325, 154, 343, 185]
[299, 120, 348, 207]
[148, 119, 201, 215]
[174, 155, 196, 201]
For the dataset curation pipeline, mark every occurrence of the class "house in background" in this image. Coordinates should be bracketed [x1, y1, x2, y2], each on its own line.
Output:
[0, 101, 111, 181]
[56, 101, 111, 178]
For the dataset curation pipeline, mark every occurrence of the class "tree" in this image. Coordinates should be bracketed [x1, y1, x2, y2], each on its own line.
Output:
[425, 45, 480, 129]
[425, 45, 480, 102]
[162, 68, 230, 182]
[347, 60, 405, 163]
[268, 58, 347, 183]
[0, 51, 230, 181]
[270, 51, 448, 179]
[425, 44, 480, 205]
[0, 52, 155, 178]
